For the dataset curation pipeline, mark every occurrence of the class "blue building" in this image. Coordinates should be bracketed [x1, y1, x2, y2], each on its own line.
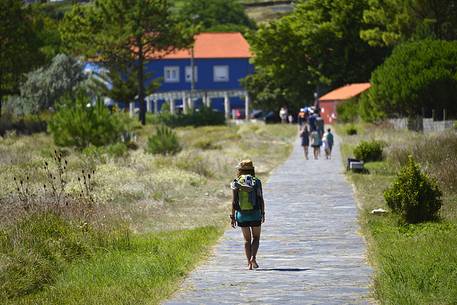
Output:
[142, 32, 254, 117]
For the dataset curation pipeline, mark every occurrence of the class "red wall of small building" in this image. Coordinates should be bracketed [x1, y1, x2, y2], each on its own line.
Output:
[319, 100, 339, 124]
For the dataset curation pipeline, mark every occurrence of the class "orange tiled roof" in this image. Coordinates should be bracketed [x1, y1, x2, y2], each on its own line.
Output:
[319, 83, 371, 101]
[146, 32, 251, 60]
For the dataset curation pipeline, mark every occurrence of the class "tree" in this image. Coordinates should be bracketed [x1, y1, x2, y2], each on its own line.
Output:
[244, 0, 388, 111]
[361, 0, 457, 46]
[360, 39, 457, 121]
[13, 54, 85, 115]
[0, 0, 43, 117]
[87, 61, 160, 111]
[177, 0, 256, 33]
[61, 0, 192, 125]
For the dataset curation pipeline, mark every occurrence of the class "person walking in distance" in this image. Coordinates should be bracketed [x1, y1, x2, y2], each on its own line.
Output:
[310, 129, 321, 160]
[230, 160, 265, 270]
[300, 125, 310, 160]
[323, 128, 334, 159]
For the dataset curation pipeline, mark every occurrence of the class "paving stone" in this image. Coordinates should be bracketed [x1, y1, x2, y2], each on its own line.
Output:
[164, 136, 373, 305]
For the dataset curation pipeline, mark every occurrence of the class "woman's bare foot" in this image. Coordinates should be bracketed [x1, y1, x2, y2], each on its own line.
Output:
[250, 258, 259, 269]
[248, 262, 253, 270]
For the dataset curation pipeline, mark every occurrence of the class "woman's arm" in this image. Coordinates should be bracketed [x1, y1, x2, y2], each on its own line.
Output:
[257, 183, 265, 223]
[231, 189, 238, 228]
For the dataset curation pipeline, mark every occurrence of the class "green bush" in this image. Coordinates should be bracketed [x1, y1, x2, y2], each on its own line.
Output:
[354, 140, 383, 162]
[345, 125, 358, 135]
[361, 39, 457, 121]
[337, 98, 358, 123]
[148, 106, 225, 127]
[48, 94, 128, 148]
[384, 156, 442, 223]
[146, 125, 181, 155]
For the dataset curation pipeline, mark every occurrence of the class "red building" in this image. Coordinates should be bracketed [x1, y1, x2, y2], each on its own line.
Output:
[318, 83, 371, 124]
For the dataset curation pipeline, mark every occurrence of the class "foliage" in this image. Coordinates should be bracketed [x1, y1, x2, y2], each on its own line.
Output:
[148, 107, 225, 127]
[0, 0, 43, 116]
[243, 0, 388, 111]
[353, 140, 383, 162]
[48, 93, 128, 148]
[146, 125, 181, 155]
[0, 113, 49, 136]
[336, 98, 358, 123]
[361, 0, 457, 46]
[61, 0, 193, 125]
[3, 226, 220, 305]
[345, 125, 358, 135]
[177, 0, 256, 33]
[86, 62, 160, 109]
[0, 212, 130, 300]
[384, 156, 442, 223]
[360, 40, 457, 121]
[13, 54, 85, 115]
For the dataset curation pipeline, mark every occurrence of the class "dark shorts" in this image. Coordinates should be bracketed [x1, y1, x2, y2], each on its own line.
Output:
[238, 220, 262, 227]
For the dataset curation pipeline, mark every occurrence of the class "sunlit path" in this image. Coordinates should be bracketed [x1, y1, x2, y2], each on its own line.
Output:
[164, 134, 372, 305]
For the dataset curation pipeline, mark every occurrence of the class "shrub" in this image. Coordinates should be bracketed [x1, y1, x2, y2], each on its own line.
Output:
[146, 125, 181, 155]
[148, 106, 225, 127]
[48, 93, 128, 148]
[337, 98, 358, 123]
[354, 140, 383, 162]
[384, 156, 442, 223]
[345, 125, 358, 135]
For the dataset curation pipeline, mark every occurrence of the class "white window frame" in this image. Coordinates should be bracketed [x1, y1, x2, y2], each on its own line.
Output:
[164, 66, 180, 83]
[185, 66, 198, 83]
[213, 65, 229, 82]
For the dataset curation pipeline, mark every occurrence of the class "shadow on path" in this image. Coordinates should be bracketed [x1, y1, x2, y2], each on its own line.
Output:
[255, 268, 310, 272]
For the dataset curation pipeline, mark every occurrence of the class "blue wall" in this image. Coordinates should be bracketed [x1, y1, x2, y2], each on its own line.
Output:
[144, 58, 253, 112]
[145, 58, 253, 92]
[85, 58, 254, 112]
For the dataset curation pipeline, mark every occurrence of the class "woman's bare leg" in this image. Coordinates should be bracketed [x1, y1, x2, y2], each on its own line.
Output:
[304, 146, 309, 159]
[241, 227, 252, 269]
[250, 226, 261, 268]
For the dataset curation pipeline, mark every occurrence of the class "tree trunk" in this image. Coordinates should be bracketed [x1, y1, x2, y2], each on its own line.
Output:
[0, 95, 3, 118]
[137, 37, 146, 125]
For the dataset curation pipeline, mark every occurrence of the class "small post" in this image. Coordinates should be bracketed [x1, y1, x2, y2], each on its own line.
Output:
[245, 94, 250, 121]
[182, 93, 188, 114]
[443, 108, 446, 121]
[154, 99, 158, 114]
[129, 102, 134, 117]
[146, 97, 151, 112]
[170, 99, 176, 115]
[432, 109, 435, 121]
[224, 93, 230, 120]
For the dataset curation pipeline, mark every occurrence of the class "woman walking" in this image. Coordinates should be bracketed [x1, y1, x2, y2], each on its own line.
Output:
[230, 160, 265, 270]
[310, 129, 321, 160]
[300, 125, 310, 160]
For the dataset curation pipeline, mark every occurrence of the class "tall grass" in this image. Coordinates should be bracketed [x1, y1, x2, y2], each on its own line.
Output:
[3, 226, 220, 305]
[0, 122, 297, 303]
[340, 123, 457, 304]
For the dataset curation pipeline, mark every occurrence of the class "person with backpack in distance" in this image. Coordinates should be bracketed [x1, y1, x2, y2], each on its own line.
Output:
[310, 129, 321, 160]
[230, 160, 265, 270]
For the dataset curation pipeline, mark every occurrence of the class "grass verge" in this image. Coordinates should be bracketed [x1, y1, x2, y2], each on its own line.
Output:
[338, 123, 457, 304]
[0, 123, 296, 304]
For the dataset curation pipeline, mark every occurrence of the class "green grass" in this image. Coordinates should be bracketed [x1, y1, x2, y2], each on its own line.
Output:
[339, 123, 457, 304]
[1, 122, 296, 304]
[2, 217, 220, 305]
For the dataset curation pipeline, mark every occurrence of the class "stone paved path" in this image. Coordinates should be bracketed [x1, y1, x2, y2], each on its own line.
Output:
[164, 136, 372, 305]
